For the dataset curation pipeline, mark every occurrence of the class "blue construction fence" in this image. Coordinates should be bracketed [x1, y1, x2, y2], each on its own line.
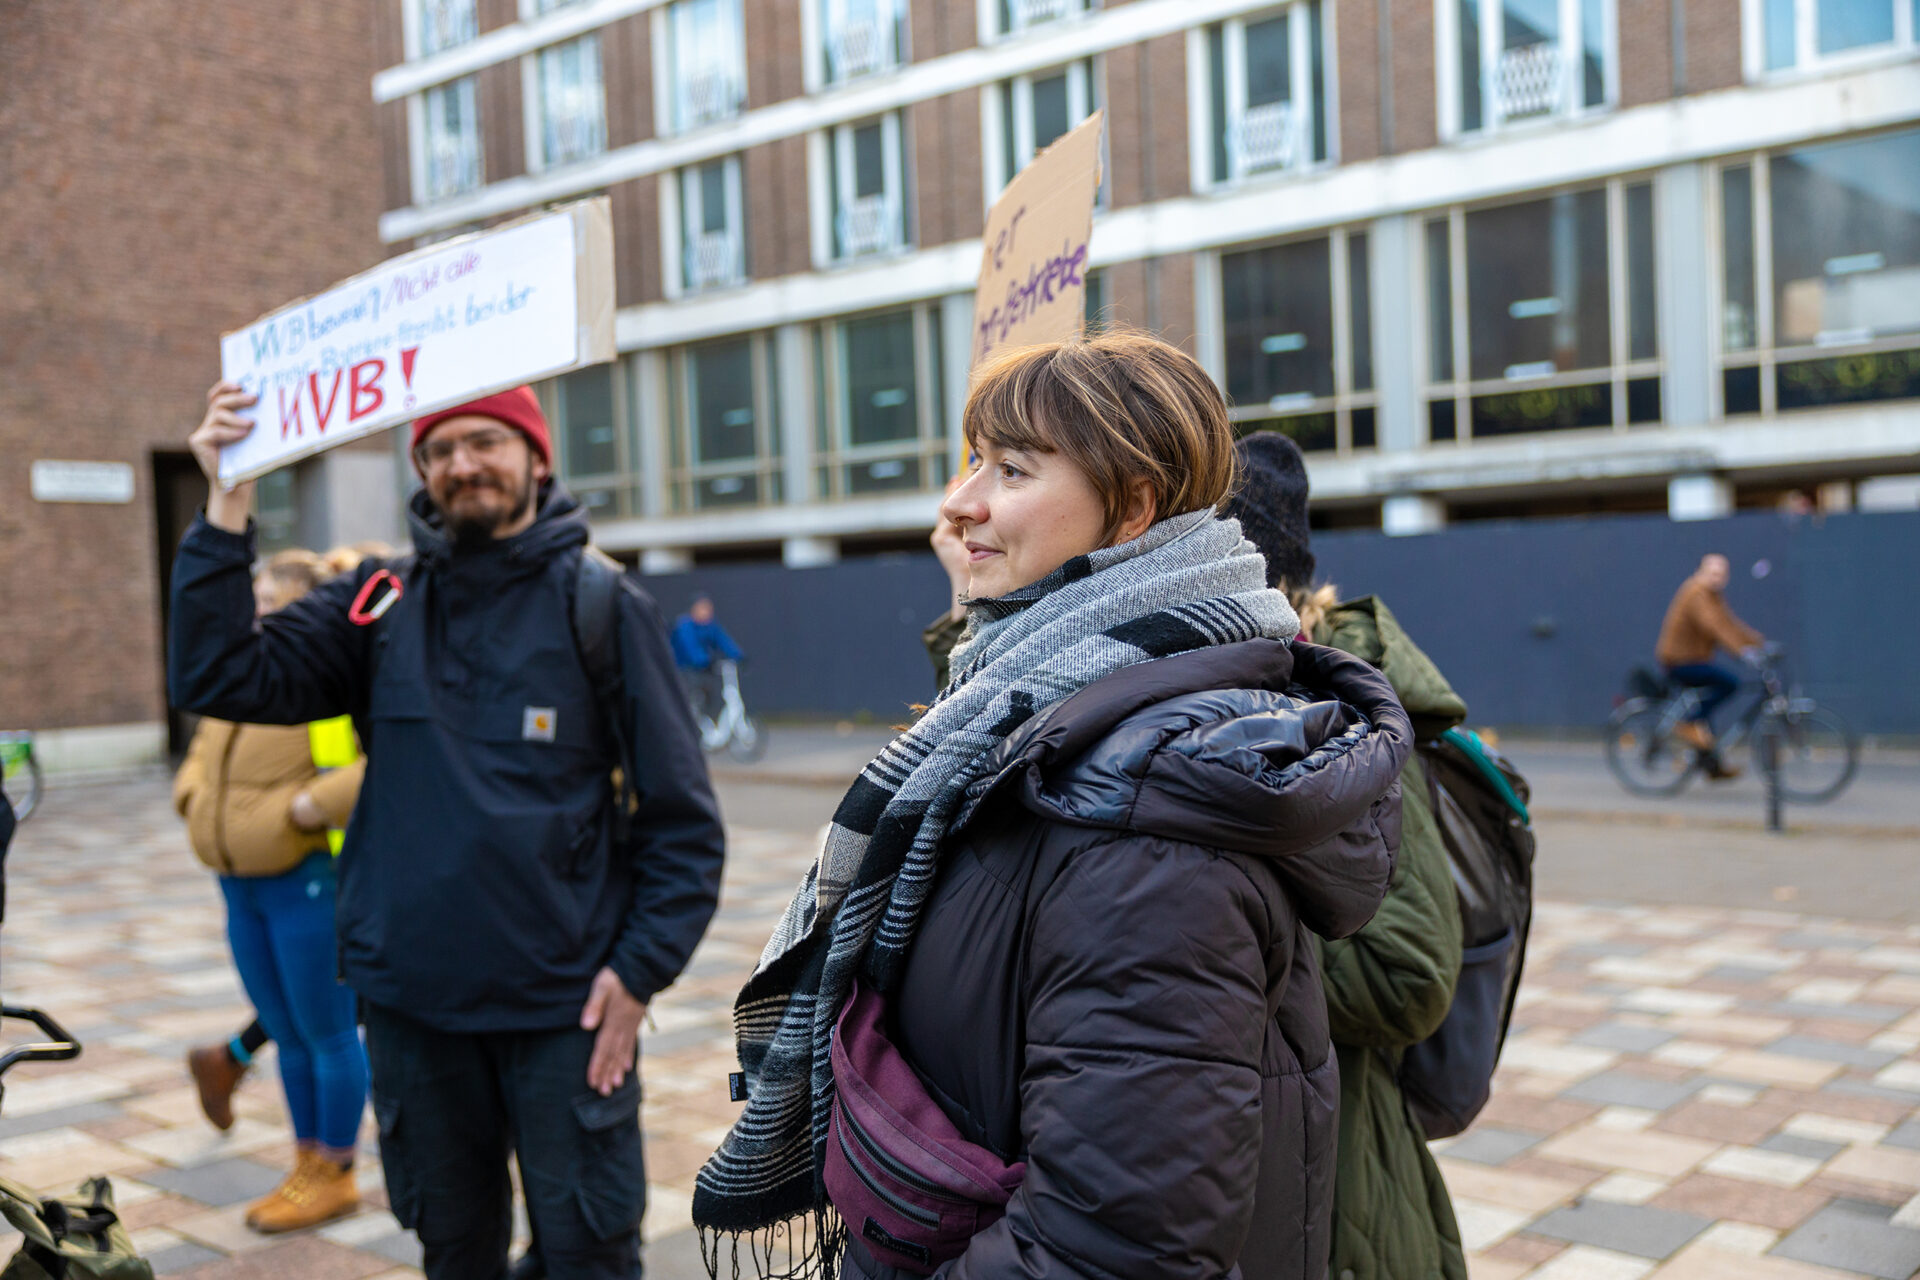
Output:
[636, 507, 1920, 736]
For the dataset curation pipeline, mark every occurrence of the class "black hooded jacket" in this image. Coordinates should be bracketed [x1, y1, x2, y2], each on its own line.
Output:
[167, 483, 724, 1031]
[845, 638, 1410, 1280]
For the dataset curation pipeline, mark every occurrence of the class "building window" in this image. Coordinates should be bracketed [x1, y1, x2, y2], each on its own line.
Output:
[421, 77, 483, 201]
[987, 0, 1091, 39]
[1719, 128, 1920, 416]
[988, 61, 1101, 199]
[820, 0, 907, 83]
[1443, 0, 1614, 136]
[667, 0, 747, 133]
[666, 335, 784, 511]
[1754, 0, 1916, 72]
[1084, 268, 1110, 334]
[1423, 179, 1660, 441]
[414, 0, 477, 56]
[827, 114, 909, 261]
[813, 305, 949, 497]
[534, 35, 607, 169]
[547, 365, 631, 516]
[1220, 229, 1377, 454]
[1201, 6, 1331, 186]
[676, 156, 747, 292]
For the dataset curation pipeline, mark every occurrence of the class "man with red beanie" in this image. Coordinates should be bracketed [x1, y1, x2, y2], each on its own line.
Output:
[171, 380, 725, 1280]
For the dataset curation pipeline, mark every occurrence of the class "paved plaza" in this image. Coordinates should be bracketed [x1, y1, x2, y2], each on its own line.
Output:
[0, 771, 1917, 1278]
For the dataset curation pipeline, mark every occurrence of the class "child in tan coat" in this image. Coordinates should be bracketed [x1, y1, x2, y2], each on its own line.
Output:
[173, 549, 367, 1233]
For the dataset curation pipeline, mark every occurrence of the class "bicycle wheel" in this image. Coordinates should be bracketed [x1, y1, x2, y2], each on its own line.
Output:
[726, 717, 769, 764]
[7, 751, 43, 822]
[1770, 703, 1858, 805]
[1604, 700, 1698, 797]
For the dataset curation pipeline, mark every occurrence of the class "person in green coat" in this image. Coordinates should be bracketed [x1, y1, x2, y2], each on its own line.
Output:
[1226, 434, 1468, 1280]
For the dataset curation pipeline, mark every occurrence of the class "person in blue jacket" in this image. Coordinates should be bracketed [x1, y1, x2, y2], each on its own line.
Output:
[669, 596, 744, 723]
[172, 381, 725, 1280]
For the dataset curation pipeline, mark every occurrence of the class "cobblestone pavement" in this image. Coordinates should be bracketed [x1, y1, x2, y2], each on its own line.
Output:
[3, 779, 1918, 1278]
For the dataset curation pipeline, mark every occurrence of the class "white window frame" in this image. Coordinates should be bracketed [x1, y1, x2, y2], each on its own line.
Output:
[1741, 0, 1917, 79]
[813, 304, 949, 499]
[819, 113, 909, 265]
[979, 0, 1091, 44]
[411, 76, 484, 204]
[982, 60, 1103, 203]
[1436, 0, 1619, 139]
[1213, 227, 1379, 455]
[662, 155, 747, 296]
[543, 362, 635, 518]
[406, 0, 478, 59]
[1419, 177, 1662, 444]
[814, 0, 909, 89]
[666, 333, 784, 512]
[1190, 6, 1334, 192]
[658, 0, 748, 135]
[523, 34, 607, 173]
[1713, 135, 1920, 419]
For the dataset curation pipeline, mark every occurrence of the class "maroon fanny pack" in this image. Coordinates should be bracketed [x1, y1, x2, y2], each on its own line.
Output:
[822, 979, 1026, 1274]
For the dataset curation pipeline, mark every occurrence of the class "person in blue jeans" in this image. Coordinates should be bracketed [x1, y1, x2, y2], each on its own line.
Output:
[173, 550, 368, 1232]
[670, 595, 744, 723]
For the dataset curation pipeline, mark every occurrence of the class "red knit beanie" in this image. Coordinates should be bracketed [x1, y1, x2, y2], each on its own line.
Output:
[410, 386, 553, 474]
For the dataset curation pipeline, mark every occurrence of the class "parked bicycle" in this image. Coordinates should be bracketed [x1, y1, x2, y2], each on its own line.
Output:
[693, 660, 767, 763]
[1604, 643, 1857, 802]
[0, 734, 42, 823]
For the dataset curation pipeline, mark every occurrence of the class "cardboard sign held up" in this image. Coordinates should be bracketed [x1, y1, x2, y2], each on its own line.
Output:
[970, 110, 1104, 370]
[216, 198, 616, 486]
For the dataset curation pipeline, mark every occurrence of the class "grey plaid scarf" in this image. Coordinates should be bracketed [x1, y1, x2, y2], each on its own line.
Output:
[694, 510, 1299, 1277]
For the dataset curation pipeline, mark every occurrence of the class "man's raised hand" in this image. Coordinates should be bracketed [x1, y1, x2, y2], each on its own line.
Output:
[190, 380, 258, 533]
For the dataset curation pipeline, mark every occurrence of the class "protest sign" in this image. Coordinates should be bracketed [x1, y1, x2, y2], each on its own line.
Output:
[969, 110, 1104, 370]
[216, 198, 615, 485]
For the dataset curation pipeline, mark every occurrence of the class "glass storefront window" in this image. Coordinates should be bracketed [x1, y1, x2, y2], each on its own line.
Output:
[1718, 127, 1920, 416]
[1219, 228, 1377, 453]
[1424, 179, 1661, 439]
[666, 334, 784, 511]
[814, 305, 950, 497]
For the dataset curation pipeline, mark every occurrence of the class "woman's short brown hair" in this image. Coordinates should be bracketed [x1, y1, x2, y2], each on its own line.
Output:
[964, 331, 1237, 541]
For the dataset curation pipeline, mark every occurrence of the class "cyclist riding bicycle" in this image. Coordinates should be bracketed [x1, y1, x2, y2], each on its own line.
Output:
[670, 596, 744, 724]
[1655, 553, 1766, 780]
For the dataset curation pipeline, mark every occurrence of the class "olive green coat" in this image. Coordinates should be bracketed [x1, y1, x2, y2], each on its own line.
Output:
[1316, 597, 1468, 1280]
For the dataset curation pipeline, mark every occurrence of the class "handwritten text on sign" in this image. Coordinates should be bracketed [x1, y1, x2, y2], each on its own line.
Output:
[970, 111, 1103, 367]
[217, 202, 609, 484]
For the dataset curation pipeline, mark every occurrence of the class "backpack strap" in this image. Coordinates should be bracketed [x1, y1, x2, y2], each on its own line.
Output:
[1439, 727, 1531, 825]
[571, 548, 637, 822]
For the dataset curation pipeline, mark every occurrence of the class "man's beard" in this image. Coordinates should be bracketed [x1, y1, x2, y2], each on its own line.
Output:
[437, 460, 538, 549]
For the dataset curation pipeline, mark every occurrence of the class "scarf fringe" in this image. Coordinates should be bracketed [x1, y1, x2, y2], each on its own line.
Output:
[699, 1208, 846, 1280]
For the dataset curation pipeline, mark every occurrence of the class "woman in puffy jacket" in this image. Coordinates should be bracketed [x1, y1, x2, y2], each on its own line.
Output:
[173, 548, 367, 1234]
[695, 333, 1410, 1280]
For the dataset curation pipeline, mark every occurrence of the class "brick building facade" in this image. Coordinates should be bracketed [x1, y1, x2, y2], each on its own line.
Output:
[370, 0, 1920, 572]
[1, 2, 401, 758]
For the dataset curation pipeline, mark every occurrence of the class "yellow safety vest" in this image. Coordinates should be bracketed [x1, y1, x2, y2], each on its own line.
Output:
[306, 716, 358, 856]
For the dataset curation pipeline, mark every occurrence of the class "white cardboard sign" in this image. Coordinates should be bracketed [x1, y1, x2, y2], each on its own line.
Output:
[217, 198, 615, 485]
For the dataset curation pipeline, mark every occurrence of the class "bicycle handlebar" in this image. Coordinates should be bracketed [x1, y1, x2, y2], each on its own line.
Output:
[0, 1005, 82, 1077]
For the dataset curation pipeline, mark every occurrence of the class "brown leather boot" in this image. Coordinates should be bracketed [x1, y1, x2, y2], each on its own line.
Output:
[1675, 721, 1715, 752]
[247, 1150, 359, 1233]
[186, 1044, 247, 1132]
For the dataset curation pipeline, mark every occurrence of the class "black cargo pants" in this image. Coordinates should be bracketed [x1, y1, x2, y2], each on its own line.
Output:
[363, 1002, 646, 1280]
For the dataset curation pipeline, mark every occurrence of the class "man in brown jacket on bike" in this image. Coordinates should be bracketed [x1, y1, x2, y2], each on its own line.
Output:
[1656, 554, 1766, 774]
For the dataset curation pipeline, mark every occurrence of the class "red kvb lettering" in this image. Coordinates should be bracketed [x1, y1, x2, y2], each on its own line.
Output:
[278, 386, 306, 439]
[349, 358, 385, 421]
[308, 370, 344, 433]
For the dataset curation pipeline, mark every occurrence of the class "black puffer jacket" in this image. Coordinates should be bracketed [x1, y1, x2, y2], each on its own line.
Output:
[847, 638, 1411, 1280]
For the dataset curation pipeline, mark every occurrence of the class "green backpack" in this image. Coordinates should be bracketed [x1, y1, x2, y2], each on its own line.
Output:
[0, 1175, 151, 1280]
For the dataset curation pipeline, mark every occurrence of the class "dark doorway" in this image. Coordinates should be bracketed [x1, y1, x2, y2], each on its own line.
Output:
[152, 451, 204, 757]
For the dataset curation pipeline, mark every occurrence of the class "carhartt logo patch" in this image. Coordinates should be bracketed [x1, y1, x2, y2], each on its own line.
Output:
[523, 707, 557, 742]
